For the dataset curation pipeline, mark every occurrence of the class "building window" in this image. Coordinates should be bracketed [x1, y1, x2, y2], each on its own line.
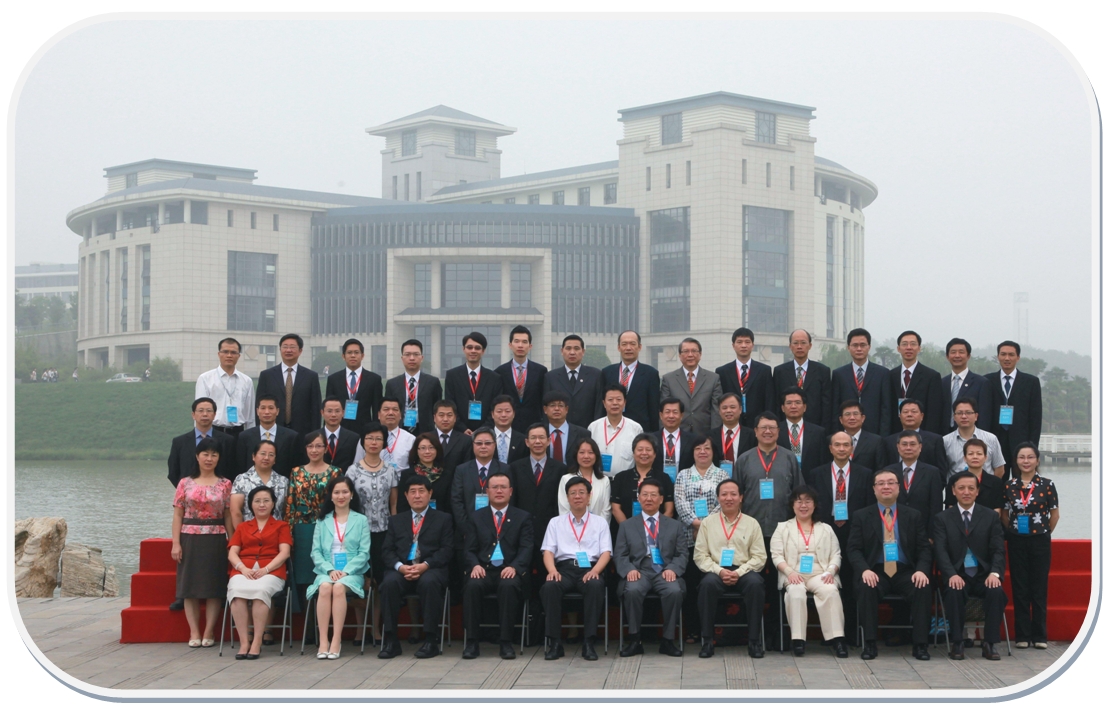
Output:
[250, 212, 257, 229]
[686, 161, 691, 186]
[578, 187, 591, 206]
[790, 166, 795, 190]
[442, 263, 502, 309]
[766, 163, 772, 188]
[666, 164, 672, 189]
[455, 129, 476, 157]
[441, 325, 501, 376]
[661, 112, 683, 145]
[826, 217, 836, 338]
[259, 345, 277, 369]
[528, 194, 540, 205]
[851, 191, 861, 211]
[371, 345, 387, 375]
[552, 190, 564, 205]
[227, 251, 277, 332]
[392, 176, 398, 200]
[646, 167, 652, 192]
[743, 206, 790, 334]
[416, 172, 422, 201]
[401, 129, 416, 156]
[756, 111, 776, 144]
[504, 197, 516, 204]
[742, 159, 747, 185]
[648, 207, 691, 333]
[140, 245, 150, 331]
[844, 221, 852, 336]
[190, 201, 208, 225]
[510, 263, 532, 308]
[604, 183, 617, 204]
[414, 263, 432, 308]
[404, 174, 410, 201]
[119, 248, 128, 332]
[125, 172, 138, 189]
[821, 181, 847, 204]
[272, 214, 279, 231]
[226, 210, 234, 227]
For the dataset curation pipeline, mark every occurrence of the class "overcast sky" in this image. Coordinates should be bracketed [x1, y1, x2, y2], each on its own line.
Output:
[12, 17, 1094, 354]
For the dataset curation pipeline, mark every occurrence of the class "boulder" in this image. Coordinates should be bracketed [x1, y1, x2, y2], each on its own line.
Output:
[60, 542, 119, 597]
[14, 517, 67, 597]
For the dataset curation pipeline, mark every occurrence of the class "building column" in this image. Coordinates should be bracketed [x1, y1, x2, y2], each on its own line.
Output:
[158, 201, 167, 225]
[501, 260, 512, 308]
[116, 209, 123, 232]
[430, 259, 442, 309]
[183, 199, 191, 224]
[430, 325, 443, 379]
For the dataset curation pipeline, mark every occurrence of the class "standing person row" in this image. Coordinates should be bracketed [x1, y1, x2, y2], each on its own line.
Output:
[256, 334, 322, 437]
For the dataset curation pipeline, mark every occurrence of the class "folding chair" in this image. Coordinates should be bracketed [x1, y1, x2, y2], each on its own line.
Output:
[299, 586, 375, 655]
[619, 593, 683, 652]
[219, 570, 294, 657]
[707, 590, 764, 648]
[777, 587, 824, 653]
[462, 596, 530, 655]
[934, 588, 1012, 656]
[383, 594, 452, 653]
[559, 589, 609, 654]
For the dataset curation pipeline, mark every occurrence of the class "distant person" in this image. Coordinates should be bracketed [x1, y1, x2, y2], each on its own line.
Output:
[256, 333, 322, 437]
[660, 337, 722, 434]
[543, 334, 606, 429]
[888, 330, 945, 435]
[835, 400, 887, 473]
[652, 398, 696, 478]
[230, 440, 290, 530]
[601, 330, 661, 432]
[196, 338, 256, 437]
[29, 369, 36, 383]
[489, 395, 526, 465]
[444, 331, 501, 433]
[383, 339, 442, 436]
[987, 341, 1043, 480]
[325, 338, 383, 436]
[143, 367, 150, 382]
[72, 368, 78, 382]
[772, 330, 832, 431]
[322, 365, 330, 377]
[830, 328, 891, 437]
[941, 338, 991, 432]
[715, 327, 776, 430]
[495, 325, 548, 431]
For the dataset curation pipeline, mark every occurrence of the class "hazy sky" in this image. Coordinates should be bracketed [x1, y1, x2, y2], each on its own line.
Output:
[12, 17, 1094, 354]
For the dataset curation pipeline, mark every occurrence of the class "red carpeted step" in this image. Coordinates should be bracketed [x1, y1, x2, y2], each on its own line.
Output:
[128, 572, 178, 607]
[139, 538, 177, 573]
[120, 606, 222, 644]
[1047, 572, 1093, 607]
[1051, 540, 1091, 572]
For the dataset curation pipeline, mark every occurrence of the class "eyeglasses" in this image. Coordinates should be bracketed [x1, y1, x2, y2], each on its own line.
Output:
[757, 425, 778, 432]
[954, 411, 976, 417]
[218, 350, 240, 356]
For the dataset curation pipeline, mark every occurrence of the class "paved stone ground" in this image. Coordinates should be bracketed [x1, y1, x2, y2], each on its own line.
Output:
[18, 597, 1068, 693]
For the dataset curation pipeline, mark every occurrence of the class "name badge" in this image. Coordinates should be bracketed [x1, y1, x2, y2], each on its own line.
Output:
[333, 552, 347, 570]
[226, 405, 238, 424]
[760, 478, 774, 500]
[475, 494, 489, 510]
[720, 549, 735, 568]
[468, 400, 483, 421]
[999, 405, 1014, 425]
[741, 394, 747, 413]
[664, 464, 677, 482]
[883, 542, 898, 562]
[575, 551, 591, 568]
[408, 542, 419, 561]
[795, 453, 802, 465]
[693, 498, 709, 518]
[491, 542, 504, 563]
[834, 501, 849, 521]
[897, 398, 906, 408]
[721, 461, 733, 477]
[633, 501, 642, 516]
[429, 500, 436, 509]
[601, 453, 613, 473]
[344, 400, 359, 420]
[650, 546, 664, 566]
[1016, 514, 1031, 534]
[798, 554, 814, 574]
[404, 408, 418, 428]
[964, 549, 978, 569]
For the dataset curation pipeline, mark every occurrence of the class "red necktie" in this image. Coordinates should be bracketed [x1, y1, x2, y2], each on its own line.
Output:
[688, 372, 695, 394]
[903, 369, 911, 393]
[552, 430, 563, 463]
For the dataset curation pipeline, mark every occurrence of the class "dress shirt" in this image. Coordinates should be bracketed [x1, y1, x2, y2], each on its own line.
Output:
[196, 367, 256, 428]
[1000, 369, 1019, 396]
[259, 425, 277, 441]
[549, 421, 570, 461]
[563, 364, 580, 379]
[673, 464, 731, 549]
[618, 360, 639, 385]
[556, 473, 612, 521]
[950, 368, 968, 385]
[193, 427, 214, 444]
[436, 428, 453, 445]
[899, 460, 918, 487]
[383, 428, 415, 471]
[875, 502, 908, 564]
[394, 506, 431, 570]
[684, 366, 701, 382]
[845, 429, 862, 452]
[588, 416, 643, 477]
[830, 461, 852, 499]
[541, 511, 613, 562]
[785, 418, 806, 451]
[692, 510, 766, 575]
[899, 361, 918, 394]
[282, 362, 300, 383]
[402, 371, 422, 404]
[852, 360, 869, 377]
[942, 428, 1006, 475]
[793, 359, 811, 374]
[662, 428, 682, 462]
[323, 426, 342, 442]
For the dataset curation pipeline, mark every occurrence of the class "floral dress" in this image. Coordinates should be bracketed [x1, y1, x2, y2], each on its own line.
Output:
[174, 478, 233, 534]
[232, 468, 290, 521]
[284, 465, 341, 525]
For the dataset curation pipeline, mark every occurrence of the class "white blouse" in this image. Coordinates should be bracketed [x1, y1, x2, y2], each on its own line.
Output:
[557, 472, 613, 522]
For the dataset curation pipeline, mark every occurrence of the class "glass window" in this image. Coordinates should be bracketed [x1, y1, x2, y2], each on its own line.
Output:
[603, 183, 617, 204]
[404, 174, 410, 201]
[455, 129, 476, 157]
[119, 248, 128, 332]
[273, 214, 279, 231]
[686, 161, 691, 186]
[528, 194, 540, 204]
[790, 166, 795, 190]
[250, 212, 257, 229]
[371, 345, 387, 375]
[578, 187, 590, 206]
[552, 190, 564, 205]
[442, 262, 502, 308]
[416, 172, 422, 201]
[140, 245, 150, 331]
[743, 206, 790, 334]
[666, 164, 671, 189]
[648, 207, 691, 333]
[227, 251, 277, 332]
[646, 167, 651, 191]
[504, 197, 516, 204]
[227, 209, 234, 227]
[190, 201, 208, 225]
[414, 263, 432, 308]
[756, 111, 776, 144]
[125, 172, 138, 189]
[510, 263, 531, 308]
[661, 112, 683, 145]
[401, 130, 416, 156]
[441, 326, 501, 375]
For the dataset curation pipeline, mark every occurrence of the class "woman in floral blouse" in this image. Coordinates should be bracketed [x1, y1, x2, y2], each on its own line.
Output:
[1002, 442, 1059, 649]
[231, 440, 290, 528]
[286, 432, 342, 607]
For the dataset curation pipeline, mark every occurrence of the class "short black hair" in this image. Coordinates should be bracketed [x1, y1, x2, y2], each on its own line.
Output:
[379, 396, 402, 411]
[962, 438, 988, 456]
[257, 395, 279, 408]
[618, 330, 642, 345]
[190, 437, 222, 478]
[542, 391, 569, 407]
[949, 470, 980, 489]
[1013, 440, 1040, 462]
[659, 397, 685, 414]
[218, 337, 242, 353]
[462, 331, 488, 349]
[790, 484, 821, 504]
[341, 338, 364, 354]
[486, 472, 513, 488]
[896, 330, 922, 346]
[400, 338, 424, 354]
[509, 325, 532, 343]
[945, 338, 972, 355]
[846, 328, 871, 346]
[192, 397, 216, 413]
[732, 327, 755, 343]
[491, 394, 516, 410]
[716, 479, 741, 497]
[679, 337, 702, 353]
[564, 475, 592, 495]
[689, 431, 721, 466]
[471, 426, 497, 444]
[837, 399, 863, 417]
[562, 334, 585, 349]
[279, 333, 304, 349]
[433, 399, 457, 415]
[246, 485, 276, 512]
[321, 396, 345, 410]
[252, 439, 277, 457]
[602, 383, 628, 400]
[526, 422, 549, 437]
[896, 429, 922, 445]
[401, 475, 432, 494]
[997, 340, 1022, 357]
[638, 478, 665, 496]
[631, 432, 658, 456]
[898, 398, 924, 414]
[780, 386, 807, 406]
[362, 421, 389, 443]
[952, 396, 979, 414]
[754, 411, 779, 428]
[719, 392, 742, 409]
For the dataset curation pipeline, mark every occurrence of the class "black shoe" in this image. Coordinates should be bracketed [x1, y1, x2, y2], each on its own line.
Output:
[861, 641, 878, 660]
[544, 638, 562, 661]
[378, 636, 401, 659]
[261, 633, 276, 646]
[658, 639, 683, 657]
[949, 642, 965, 660]
[620, 639, 644, 657]
[169, 598, 184, 611]
[581, 640, 598, 661]
[748, 641, 764, 658]
[414, 641, 440, 659]
[963, 637, 975, 649]
[234, 653, 247, 660]
[912, 644, 931, 661]
[499, 642, 516, 660]
[699, 640, 715, 658]
[245, 653, 260, 660]
[791, 639, 805, 657]
[982, 642, 1000, 661]
[462, 641, 480, 659]
[834, 639, 849, 658]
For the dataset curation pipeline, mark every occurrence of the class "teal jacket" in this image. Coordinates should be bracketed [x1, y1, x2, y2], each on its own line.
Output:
[306, 511, 371, 600]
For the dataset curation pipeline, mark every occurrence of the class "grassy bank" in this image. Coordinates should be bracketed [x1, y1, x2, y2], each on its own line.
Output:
[15, 382, 198, 460]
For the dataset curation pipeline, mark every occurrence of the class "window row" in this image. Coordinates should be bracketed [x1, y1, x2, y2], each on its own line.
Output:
[312, 219, 639, 248]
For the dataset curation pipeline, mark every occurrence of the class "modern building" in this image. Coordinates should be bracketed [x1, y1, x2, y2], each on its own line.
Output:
[68, 92, 876, 380]
[15, 263, 79, 300]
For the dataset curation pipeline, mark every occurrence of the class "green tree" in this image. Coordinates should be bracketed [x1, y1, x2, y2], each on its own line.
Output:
[583, 347, 611, 370]
[47, 295, 69, 327]
[312, 351, 346, 375]
[148, 357, 183, 382]
[873, 346, 900, 368]
[14, 341, 39, 380]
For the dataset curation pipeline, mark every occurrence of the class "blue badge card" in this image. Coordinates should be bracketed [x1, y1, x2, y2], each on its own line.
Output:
[897, 398, 906, 409]
[721, 462, 733, 477]
[468, 400, 483, 421]
[408, 542, 418, 561]
[760, 479, 774, 500]
[575, 551, 591, 568]
[964, 549, 978, 568]
[1016, 514, 1030, 534]
[429, 500, 436, 509]
[650, 547, 664, 566]
[633, 501, 642, 516]
[344, 400, 358, 420]
[999, 405, 1014, 425]
[475, 494, 489, 510]
[404, 408, 418, 428]
[226, 405, 238, 424]
[741, 394, 747, 413]
[491, 542, 504, 564]
[601, 454, 613, 473]
[834, 502, 849, 521]
[664, 464, 677, 482]
[693, 498, 709, 518]
[799, 554, 814, 574]
[720, 549, 735, 567]
[883, 542, 898, 562]
[333, 552, 347, 570]
[795, 454, 802, 465]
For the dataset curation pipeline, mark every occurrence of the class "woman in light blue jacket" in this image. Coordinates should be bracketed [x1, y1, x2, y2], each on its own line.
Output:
[308, 475, 370, 659]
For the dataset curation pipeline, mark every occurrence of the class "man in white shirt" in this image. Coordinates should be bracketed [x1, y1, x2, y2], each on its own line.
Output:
[588, 384, 643, 478]
[942, 397, 1006, 477]
[354, 397, 415, 472]
[195, 337, 255, 435]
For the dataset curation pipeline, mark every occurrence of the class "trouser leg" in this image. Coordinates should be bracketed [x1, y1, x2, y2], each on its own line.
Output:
[967, 576, 1007, 644]
[463, 574, 497, 640]
[416, 569, 448, 635]
[620, 576, 650, 637]
[739, 571, 766, 644]
[698, 573, 729, 640]
[379, 571, 411, 635]
[681, 548, 700, 637]
[806, 577, 845, 641]
[540, 564, 577, 639]
[496, 576, 524, 642]
[857, 567, 893, 643]
[650, 575, 685, 641]
[784, 583, 808, 640]
[891, 569, 930, 645]
[1030, 534, 1052, 642]
[577, 575, 605, 641]
[942, 577, 968, 641]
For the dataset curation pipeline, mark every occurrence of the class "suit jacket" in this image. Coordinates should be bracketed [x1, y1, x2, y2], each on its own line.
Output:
[235, 424, 301, 476]
[444, 365, 502, 432]
[492, 428, 528, 465]
[887, 461, 944, 522]
[831, 362, 891, 436]
[883, 429, 947, 472]
[808, 462, 876, 541]
[509, 457, 564, 536]
[847, 502, 932, 576]
[450, 459, 512, 535]
[986, 370, 1043, 463]
[772, 359, 832, 431]
[613, 513, 688, 578]
[848, 430, 888, 473]
[932, 503, 1007, 579]
[652, 428, 696, 473]
[430, 428, 473, 480]
[316, 427, 360, 473]
[712, 424, 757, 464]
[256, 363, 322, 436]
[381, 507, 455, 571]
[659, 367, 722, 434]
[384, 372, 442, 436]
[325, 368, 383, 436]
[543, 364, 605, 429]
[601, 361, 661, 432]
[889, 363, 946, 435]
[167, 429, 236, 486]
[464, 505, 534, 576]
[546, 421, 590, 465]
[715, 360, 776, 429]
[941, 371, 992, 432]
[778, 420, 830, 477]
[495, 360, 548, 432]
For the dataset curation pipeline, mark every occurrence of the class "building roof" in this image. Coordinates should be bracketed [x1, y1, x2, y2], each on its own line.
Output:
[15, 263, 78, 274]
[99, 178, 395, 207]
[366, 105, 516, 136]
[388, 105, 503, 126]
[431, 160, 619, 197]
[618, 91, 816, 122]
[103, 159, 257, 180]
[814, 156, 849, 171]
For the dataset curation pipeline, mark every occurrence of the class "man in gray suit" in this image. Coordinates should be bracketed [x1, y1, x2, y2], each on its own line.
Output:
[615, 478, 687, 657]
[660, 338, 722, 435]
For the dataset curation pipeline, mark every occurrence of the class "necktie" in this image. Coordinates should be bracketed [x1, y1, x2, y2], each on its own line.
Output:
[647, 516, 662, 573]
[950, 376, 962, 426]
[852, 434, 859, 453]
[534, 462, 543, 486]
[836, 468, 845, 500]
[667, 433, 675, 461]
[1003, 374, 1013, 398]
[515, 365, 525, 399]
[963, 510, 977, 576]
[412, 513, 423, 562]
[196, 432, 203, 445]
[264, 431, 271, 442]
[491, 511, 504, 566]
[349, 371, 357, 393]
[328, 433, 337, 459]
[470, 370, 478, 392]
[552, 429, 563, 463]
[478, 466, 488, 488]
[498, 433, 508, 462]
[740, 363, 748, 385]
[569, 369, 578, 385]
[796, 365, 804, 386]
[622, 365, 632, 387]
[856, 367, 865, 394]
[688, 371, 695, 394]
[284, 367, 294, 424]
[903, 369, 911, 394]
[724, 429, 735, 461]
[883, 507, 897, 577]
[903, 466, 912, 489]
[441, 432, 450, 447]
[791, 423, 800, 454]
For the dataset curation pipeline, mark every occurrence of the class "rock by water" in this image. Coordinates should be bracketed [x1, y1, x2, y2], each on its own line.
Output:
[60, 543, 119, 597]
[14, 517, 67, 597]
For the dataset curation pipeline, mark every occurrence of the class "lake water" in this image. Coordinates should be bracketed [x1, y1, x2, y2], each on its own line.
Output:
[14, 460, 1096, 596]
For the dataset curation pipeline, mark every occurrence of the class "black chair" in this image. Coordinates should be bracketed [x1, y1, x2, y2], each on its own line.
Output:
[300, 587, 374, 655]
[706, 591, 764, 648]
[618, 593, 683, 652]
[856, 592, 946, 650]
[934, 588, 1012, 655]
[462, 596, 530, 655]
[554, 590, 609, 653]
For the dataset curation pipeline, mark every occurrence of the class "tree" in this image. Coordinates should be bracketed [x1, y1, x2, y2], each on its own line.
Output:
[312, 351, 346, 375]
[148, 357, 183, 382]
[47, 296, 69, 327]
[14, 341, 38, 380]
[583, 347, 611, 370]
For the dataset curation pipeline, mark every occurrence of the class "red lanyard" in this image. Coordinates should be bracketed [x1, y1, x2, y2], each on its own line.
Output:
[492, 509, 506, 539]
[788, 422, 805, 450]
[333, 516, 346, 544]
[664, 432, 678, 460]
[604, 418, 626, 446]
[852, 366, 865, 394]
[720, 512, 742, 542]
[736, 363, 750, 391]
[797, 519, 813, 549]
[411, 512, 425, 540]
[405, 375, 418, 405]
[620, 363, 636, 388]
[513, 363, 527, 392]
[796, 368, 806, 388]
[878, 506, 897, 534]
[643, 515, 659, 542]
[722, 428, 740, 456]
[469, 369, 481, 398]
[347, 370, 362, 399]
[384, 430, 400, 454]
[1018, 478, 1037, 509]
[757, 448, 778, 476]
[326, 432, 338, 459]
[569, 513, 590, 545]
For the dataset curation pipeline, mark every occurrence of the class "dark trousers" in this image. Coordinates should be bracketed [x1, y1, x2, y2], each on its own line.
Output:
[618, 572, 685, 639]
[763, 536, 783, 646]
[463, 568, 525, 642]
[833, 525, 858, 636]
[856, 564, 932, 644]
[540, 560, 605, 640]
[380, 567, 449, 635]
[1007, 533, 1052, 642]
[941, 571, 1008, 644]
[697, 570, 765, 640]
[681, 547, 702, 638]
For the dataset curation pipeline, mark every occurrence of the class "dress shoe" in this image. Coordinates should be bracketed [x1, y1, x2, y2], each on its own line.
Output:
[699, 640, 715, 658]
[791, 639, 805, 657]
[748, 641, 764, 659]
[235, 653, 247, 660]
[982, 642, 1000, 661]
[378, 636, 402, 659]
[499, 642, 516, 660]
[414, 641, 440, 658]
[1015, 641, 1029, 649]
[581, 640, 598, 661]
[834, 639, 849, 658]
[861, 641, 878, 660]
[949, 642, 965, 661]
[963, 637, 974, 649]
[1034, 642, 1048, 650]
[912, 644, 931, 661]
[544, 638, 563, 661]
[658, 639, 683, 657]
[169, 598, 185, 611]
[620, 637, 644, 658]
[246, 653, 261, 660]
[462, 641, 480, 659]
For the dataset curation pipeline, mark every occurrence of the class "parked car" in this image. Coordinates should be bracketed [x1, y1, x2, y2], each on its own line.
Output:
[106, 373, 142, 383]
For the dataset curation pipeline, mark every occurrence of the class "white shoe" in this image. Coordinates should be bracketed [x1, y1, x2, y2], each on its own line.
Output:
[327, 652, 340, 660]
[317, 652, 328, 660]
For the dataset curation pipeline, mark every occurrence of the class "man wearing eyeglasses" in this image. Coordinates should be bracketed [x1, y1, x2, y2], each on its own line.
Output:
[196, 337, 256, 436]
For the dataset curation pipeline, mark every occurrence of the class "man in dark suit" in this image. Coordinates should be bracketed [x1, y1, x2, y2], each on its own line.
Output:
[941, 338, 992, 432]
[933, 471, 1009, 660]
[429, 400, 472, 480]
[378, 477, 455, 659]
[384, 338, 442, 436]
[831, 328, 891, 436]
[509, 424, 564, 555]
[884, 399, 948, 471]
[451, 428, 512, 538]
[660, 337, 722, 434]
[314, 397, 359, 473]
[541, 391, 590, 467]
[713, 393, 756, 477]
[986, 341, 1043, 480]
[653, 398, 696, 479]
[888, 330, 945, 435]
[490, 395, 528, 465]
[543, 334, 605, 429]
[167, 397, 237, 487]
[444, 331, 502, 434]
[324, 338, 383, 436]
[602, 330, 660, 432]
[495, 325, 548, 432]
[462, 472, 534, 660]
[235, 396, 300, 476]
[846, 468, 933, 661]
[773, 329, 832, 431]
[836, 400, 888, 473]
[885, 430, 944, 523]
[716, 327, 776, 429]
[255, 333, 322, 436]
[778, 387, 829, 476]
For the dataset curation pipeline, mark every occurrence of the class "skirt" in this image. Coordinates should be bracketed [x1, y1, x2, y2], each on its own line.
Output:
[227, 572, 286, 609]
[176, 533, 229, 600]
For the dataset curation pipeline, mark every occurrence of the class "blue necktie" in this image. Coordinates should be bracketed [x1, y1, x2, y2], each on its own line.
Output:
[349, 371, 357, 392]
[647, 516, 662, 573]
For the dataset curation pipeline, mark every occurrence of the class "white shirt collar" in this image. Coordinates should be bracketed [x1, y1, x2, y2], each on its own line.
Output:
[832, 460, 851, 473]
[793, 359, 810, 371]
[958, 502, 976, 516]
[324, 425, 342, 437]
[901, 459, 918, 471]
[412, 507, 429, 519]
[491, 504, 509, 517]
[1001, 369, 1018, 381]
[495, 426, 513, 437]
[531, 455, 547, 467]
[852, 360, 868, 373]
[735, 358, 752, 370]
[951, 368, 969, 380]
[684, 366, 700, 380]
[283, 362, 299, 374]
[475, 458, 493, 469]
[437, 428, 452, 439]
[260, 424, 277, 437]
[388, 427, 401, 438]
[404, 370, 422, 380]
[663, 427, 681, 437]
[512, 358, 529, 370]
[902, 361, 919, 375]
[564, 364, 580, 374]
[347, 367, 361, 379]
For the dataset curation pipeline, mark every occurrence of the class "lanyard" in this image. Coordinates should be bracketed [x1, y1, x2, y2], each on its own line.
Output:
[492, 509, 506, 540]
[643, 516, 659, 543]
[796, 366, 807, 388]
[832, 463, 848, 499]
[469, 369, 482, 398]
[220, 372, 239, 404]
[664, 431, 678, 460]
[604, 418, 626, 446]
[852, 365, 865, 394]
[620, 362, 637, 388]
[878, 506, 897, 535]
[1018, 478, 1037, 509]
[477, 465, 491, 489]
[326, 432, 338, 459]
[797, 519, 813, 549]
[384, 430, 400, 454]
[347, 370, 362, 399]
[720, 512, 743, 542]
[411, 513, 425, 541]
[736, 362, 750, 391]
[757, 448, 778, 476]
[569, 513, 590, 545]
[788, 422, 804, 450]
[333, 516, 346, 545]
[405, 375, 419, 405]
[721, 427, 740, 456]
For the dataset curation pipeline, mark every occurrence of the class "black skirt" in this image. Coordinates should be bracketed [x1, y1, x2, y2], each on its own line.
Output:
[176, 533, 229, 600]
